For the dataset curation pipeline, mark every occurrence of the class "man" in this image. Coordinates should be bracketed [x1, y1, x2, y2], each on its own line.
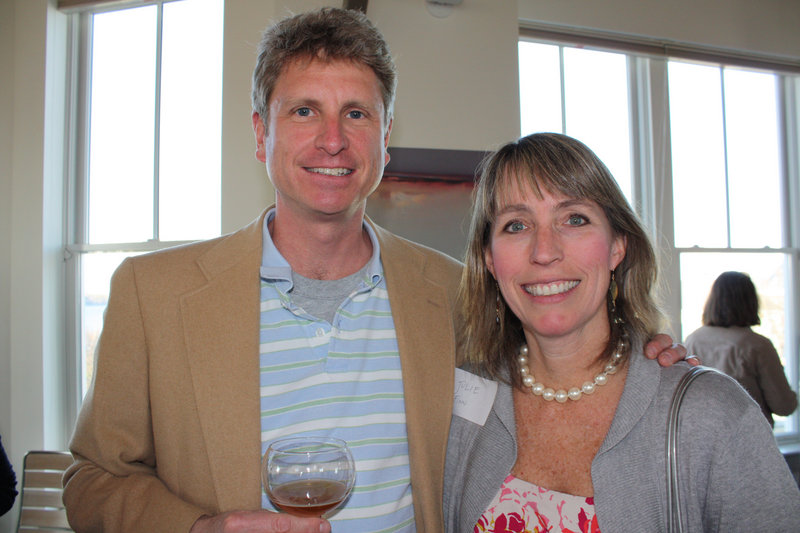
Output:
[63, 8, 686, 533]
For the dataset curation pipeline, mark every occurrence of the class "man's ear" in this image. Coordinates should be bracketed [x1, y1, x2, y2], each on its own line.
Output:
[252, 112, 267, 163]
[383, 117, 393, 167]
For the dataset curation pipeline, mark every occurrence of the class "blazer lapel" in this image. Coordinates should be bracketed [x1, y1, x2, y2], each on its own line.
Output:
[181, 214, 265, 511]
[375, 224, 456, 532]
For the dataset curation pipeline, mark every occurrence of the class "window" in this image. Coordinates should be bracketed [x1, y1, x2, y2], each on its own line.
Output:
[519, 42, 633, 200]
[671, 63, 795, 435]
[65, 0, 223, 405]
[519, 33, 800, 444]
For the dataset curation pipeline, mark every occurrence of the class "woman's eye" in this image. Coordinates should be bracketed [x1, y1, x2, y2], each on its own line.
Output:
[505, 221, 526, 233]
[567, 214, 588, 226]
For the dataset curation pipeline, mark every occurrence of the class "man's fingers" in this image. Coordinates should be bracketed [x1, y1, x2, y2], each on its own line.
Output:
[685, 354, 701, 366]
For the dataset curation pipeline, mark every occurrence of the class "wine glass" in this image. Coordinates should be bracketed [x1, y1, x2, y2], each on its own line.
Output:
[262, 436, 356, 518]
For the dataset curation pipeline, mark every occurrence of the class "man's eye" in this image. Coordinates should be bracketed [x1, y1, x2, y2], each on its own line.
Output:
[567, 214, 588, 226]
[296, 107, 312, 117]
[347, 110, 364, 119]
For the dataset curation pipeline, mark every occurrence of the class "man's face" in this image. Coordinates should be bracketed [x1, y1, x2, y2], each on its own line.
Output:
[252, 58, 393, 222]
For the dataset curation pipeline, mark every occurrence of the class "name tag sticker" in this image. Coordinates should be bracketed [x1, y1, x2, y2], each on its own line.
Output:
[453, 368, 498, 426]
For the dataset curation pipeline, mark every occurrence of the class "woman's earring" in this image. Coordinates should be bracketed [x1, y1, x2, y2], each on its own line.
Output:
[610, 270, 621, 323]
[495, 283, 501, 324]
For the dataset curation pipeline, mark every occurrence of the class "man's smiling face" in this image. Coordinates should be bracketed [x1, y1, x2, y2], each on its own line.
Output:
[253, 57, 393, 222]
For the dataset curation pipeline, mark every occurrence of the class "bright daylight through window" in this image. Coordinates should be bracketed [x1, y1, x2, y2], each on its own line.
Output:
[519, 38, 800, 442]
[69, 0, 223, 398]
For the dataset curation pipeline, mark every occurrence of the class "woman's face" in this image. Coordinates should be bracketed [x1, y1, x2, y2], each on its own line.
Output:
[485, 182, 626, 344]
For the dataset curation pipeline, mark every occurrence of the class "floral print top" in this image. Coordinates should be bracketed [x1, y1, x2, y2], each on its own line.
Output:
[474, 474, 600, 533]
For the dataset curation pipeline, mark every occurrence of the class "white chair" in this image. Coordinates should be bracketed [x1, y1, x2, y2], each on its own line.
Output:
[16, 451, 74, 532]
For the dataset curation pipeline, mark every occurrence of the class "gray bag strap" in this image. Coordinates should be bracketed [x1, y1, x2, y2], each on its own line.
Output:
[666, 366, 717, 533]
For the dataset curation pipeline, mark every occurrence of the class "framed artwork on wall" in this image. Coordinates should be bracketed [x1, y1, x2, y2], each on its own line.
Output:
[367, 147, 486, 261]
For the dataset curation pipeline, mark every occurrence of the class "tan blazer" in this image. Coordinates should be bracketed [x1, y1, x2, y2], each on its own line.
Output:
[63, 209, 463, 533]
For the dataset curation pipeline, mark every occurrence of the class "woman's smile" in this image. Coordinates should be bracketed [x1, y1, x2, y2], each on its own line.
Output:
[523, 280, 580, 297]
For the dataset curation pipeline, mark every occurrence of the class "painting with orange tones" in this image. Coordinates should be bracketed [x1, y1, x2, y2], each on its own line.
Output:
[367, 147, 485, 261]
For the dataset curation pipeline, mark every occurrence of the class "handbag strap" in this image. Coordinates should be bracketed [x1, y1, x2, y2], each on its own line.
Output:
[665, 366, 717, 533]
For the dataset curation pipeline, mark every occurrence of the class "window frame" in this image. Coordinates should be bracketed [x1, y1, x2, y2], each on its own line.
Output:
[519, 25, 800, 447]
[63, 0, 217, 425]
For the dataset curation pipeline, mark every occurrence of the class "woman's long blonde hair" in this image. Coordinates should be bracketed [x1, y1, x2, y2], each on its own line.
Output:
[457, 133, 664, 387]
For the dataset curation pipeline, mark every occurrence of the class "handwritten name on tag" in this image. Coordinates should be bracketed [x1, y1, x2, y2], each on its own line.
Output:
[453, 368, 497, 426]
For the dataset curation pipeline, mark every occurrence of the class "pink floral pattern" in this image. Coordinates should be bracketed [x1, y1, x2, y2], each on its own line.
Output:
[474, 475, 600, 533]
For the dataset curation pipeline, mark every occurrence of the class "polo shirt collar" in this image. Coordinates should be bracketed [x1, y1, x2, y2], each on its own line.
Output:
[259, 208, 383, 288]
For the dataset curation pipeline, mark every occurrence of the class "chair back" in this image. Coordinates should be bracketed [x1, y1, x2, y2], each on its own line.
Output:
[16, 451, 74, 532]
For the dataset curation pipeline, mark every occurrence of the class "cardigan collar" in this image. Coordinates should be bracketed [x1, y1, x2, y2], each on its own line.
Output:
[480, 344, 663, 458]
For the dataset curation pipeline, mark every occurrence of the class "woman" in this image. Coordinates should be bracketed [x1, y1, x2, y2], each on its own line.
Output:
[685, 271, 797, 427]
[444, 133, 800, 532]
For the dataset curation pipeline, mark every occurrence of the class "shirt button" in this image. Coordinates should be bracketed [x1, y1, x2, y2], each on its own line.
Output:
[316, 328, 325, 337]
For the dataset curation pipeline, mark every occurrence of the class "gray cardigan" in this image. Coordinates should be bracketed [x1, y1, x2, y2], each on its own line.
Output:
[444, 352, 800, 532]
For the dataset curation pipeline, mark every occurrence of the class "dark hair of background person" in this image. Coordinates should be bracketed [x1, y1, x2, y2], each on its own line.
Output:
[702, 271, 761, 328]
[0, 434, 18, 516]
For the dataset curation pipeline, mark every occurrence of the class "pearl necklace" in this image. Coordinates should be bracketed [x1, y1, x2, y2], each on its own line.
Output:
[517, 341, 626, 403]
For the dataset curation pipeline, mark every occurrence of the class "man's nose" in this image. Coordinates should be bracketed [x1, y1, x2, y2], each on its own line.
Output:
[315, 116, 348, 155]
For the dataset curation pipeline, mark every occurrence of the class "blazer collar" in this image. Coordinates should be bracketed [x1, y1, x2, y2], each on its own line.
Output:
[373, 220, 456, 532]
[181, 210, 266, 511]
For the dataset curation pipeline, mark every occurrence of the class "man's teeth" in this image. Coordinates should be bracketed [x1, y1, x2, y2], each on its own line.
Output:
[525, 280, 579, 296]
[308, 167, 352, 176]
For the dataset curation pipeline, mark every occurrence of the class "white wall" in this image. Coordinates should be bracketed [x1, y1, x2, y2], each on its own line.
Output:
[0, 0, 14, 524]
[2, 0, 799, 530]
[518, 0, 800, 60]
[2, 1, 53, 530]
[220, 0, 521, 232]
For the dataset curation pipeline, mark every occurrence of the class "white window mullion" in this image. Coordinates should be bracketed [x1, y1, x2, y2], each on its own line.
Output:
[719, 68, 733, 249]
[63, 13, 82, 433]
[558, 45, 566, 133]
[778, 251, 799, 444]
[781, 76, 800, 250]
[64, 11, 94, 426]
[778, 75, 800, 444]
[640, 57, 682, 337]
[152, 2, 164, 241]
[627, 56, 655, 222]
[73, 13, 92, 248]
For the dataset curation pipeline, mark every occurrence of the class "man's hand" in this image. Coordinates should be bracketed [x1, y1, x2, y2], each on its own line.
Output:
[643, 334, 699, 367]
[190, 510, 330, 533]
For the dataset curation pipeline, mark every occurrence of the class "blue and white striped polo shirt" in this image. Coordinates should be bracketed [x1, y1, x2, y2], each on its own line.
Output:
[259, 210, 415, 532]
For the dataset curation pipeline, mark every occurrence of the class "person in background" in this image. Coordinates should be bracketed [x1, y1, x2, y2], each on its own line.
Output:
[685, 271, 797, 427]
[444, 133, 800, 532]
[62, 8, 688, 533]
[0, 435, 18, 517]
